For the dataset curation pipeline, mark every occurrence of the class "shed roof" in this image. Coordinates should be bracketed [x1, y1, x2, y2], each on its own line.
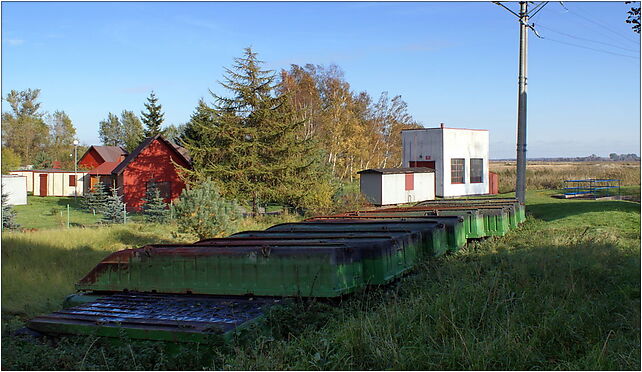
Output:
[79, 145, 128, 163]
[88, 162, 120, 175]
[10, 169, 89, 174]
[112, 134, 192, 175]
[358, 167, 435, 175]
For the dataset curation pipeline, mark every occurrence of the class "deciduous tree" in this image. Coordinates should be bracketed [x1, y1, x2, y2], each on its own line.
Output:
[98, 113, 124, 147]
[48, 110, 77, 168]
[2, 89, 49, 164]
[1, 148, 21, 174]
[121, 110, 144, 152]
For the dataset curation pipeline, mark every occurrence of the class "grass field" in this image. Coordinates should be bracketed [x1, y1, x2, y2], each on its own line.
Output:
[490, 161, 640, 193]
[2, 189, 640, 370]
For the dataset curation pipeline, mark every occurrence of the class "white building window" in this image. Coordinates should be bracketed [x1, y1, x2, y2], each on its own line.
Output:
[470, 158, 483, 183]
[451, 158, 465, 184]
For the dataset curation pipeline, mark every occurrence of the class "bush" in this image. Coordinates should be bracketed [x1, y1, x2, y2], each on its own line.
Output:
[81, 182, 108, 214]
[170, 179, 243, 239]
[141, 181, 169, 223]
[1, 193, 19, 230]
[102, 187, 126, 224]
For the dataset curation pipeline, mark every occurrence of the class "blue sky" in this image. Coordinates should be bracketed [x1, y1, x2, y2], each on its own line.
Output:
[2, 1, 640, 158]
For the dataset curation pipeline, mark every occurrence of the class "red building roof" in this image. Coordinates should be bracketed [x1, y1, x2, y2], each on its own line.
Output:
[79, 145, 128, 165]
[88, 162, 121, 175]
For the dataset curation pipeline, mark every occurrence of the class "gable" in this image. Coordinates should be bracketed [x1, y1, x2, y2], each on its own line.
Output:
[78, 147, 104, 169]
[112, 135, 191, 175]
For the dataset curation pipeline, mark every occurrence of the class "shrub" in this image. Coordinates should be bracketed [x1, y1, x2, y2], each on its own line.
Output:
[1, 193, 19, 230]
[170, 179, 243, 239]
[102, 187, 126, 224]
[141, 181, 169, 223]
[81, 182, 108, 214]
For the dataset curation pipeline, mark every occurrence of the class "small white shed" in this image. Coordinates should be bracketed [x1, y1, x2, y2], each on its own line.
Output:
[402, 124, 489, 198]
[1, 175, 28, 205]
[358, 168, 435, 206]
[9, 169, 88, 197]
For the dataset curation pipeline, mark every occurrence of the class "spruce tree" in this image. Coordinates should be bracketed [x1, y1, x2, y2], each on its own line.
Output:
[32, 151, 52, 169]
[102, 187, 125, 224]
[82, 181, 109, 214]
[141, 181, 169, 223]
[170, 179, 242, 239]
[2, 193, 20, 230]
[180, 47, 331, 213]
[141, 91, 164, 137]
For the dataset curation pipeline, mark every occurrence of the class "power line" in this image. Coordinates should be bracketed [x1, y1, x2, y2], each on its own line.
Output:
[536, 23, 641, 53]
[538, 35, 640, 59]
[529, 2, 549, 18]
[565, 3, 640, 46]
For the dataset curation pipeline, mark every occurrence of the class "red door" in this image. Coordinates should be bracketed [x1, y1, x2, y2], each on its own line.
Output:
[39, 174, 48, 196]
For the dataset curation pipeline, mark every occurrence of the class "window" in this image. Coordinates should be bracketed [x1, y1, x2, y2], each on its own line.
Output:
[147, 181, 171, 199]
[451, 158, 465, 184]
[405, 173, 414, 190]
[69, 175, 76, 186]
[470, 158, 484, 183]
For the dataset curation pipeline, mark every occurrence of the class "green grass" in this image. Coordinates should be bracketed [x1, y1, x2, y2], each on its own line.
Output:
[1, 224, 193, 317]
[2, 190, 640, 370]
[12, 196, 103, 229]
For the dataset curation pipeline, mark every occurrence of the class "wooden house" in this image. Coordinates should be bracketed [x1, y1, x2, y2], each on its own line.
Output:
[112, 135, 191, 211]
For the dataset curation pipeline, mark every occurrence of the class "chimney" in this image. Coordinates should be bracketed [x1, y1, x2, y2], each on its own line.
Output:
[440, 123, 445, 129]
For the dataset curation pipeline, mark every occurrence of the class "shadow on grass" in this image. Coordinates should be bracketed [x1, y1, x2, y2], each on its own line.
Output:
[2, 240, 110, 318]
[528, 200, 640, 221]
[55, 198, 83, 208]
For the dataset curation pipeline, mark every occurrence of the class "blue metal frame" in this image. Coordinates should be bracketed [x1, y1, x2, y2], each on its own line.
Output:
[562, 178, 621, 197]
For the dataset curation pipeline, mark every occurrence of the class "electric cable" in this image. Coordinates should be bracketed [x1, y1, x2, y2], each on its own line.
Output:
[538, 34, 640, 59]
[565, 3, 639, 45]
[536, 23, 640, 53]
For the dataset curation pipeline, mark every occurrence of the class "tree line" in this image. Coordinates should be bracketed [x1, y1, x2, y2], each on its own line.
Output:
[2, 89, 78, 172]
[178, 47, 422, 213]
[3, 47, 423, 213]
[1, 88, 180, 172]
[97, 91, 181, 152]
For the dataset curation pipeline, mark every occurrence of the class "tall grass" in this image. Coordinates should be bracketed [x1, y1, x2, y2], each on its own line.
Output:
[2, 191, 639, 370]
[491, 161, 640, 193]
[1, 213, 304, 318]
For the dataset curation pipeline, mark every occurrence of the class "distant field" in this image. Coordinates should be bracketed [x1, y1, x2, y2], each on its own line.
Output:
[490, 161, 640, 193]
[2, 190, 639, 370]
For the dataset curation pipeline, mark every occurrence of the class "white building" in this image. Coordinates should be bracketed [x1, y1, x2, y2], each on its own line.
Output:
[401, 125, 489, 197]
[358, 168, 435, 206]
[1, 175, 28, 205]
[9, 169, 88, 197]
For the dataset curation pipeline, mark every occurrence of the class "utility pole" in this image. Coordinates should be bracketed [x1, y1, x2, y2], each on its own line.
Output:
[495, 1, 547, 203]
[73, 139, 79, 200]
[516, 1, 528, 204]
